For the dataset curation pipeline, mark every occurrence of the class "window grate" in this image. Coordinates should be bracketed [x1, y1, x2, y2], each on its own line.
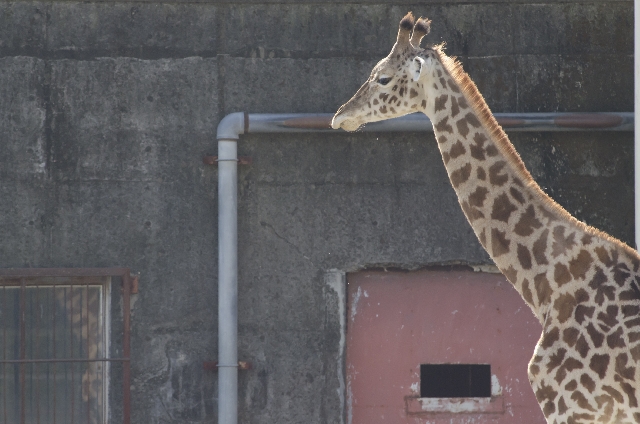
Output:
[420, 364, 491, 398]
[0, 269, 132, 424]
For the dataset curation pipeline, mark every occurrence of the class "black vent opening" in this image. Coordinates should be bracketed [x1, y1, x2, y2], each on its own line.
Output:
[420, 364, 491, 398]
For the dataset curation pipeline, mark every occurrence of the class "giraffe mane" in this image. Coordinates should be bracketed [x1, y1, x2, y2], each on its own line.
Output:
[435, 46, 640, 265]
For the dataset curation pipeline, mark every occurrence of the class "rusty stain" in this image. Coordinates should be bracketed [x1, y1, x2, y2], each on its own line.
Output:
[495, 117, 526, 127]
[555, 113, 623, 128]
[203, 361, 252, 371]
[281, 116, 333, 129]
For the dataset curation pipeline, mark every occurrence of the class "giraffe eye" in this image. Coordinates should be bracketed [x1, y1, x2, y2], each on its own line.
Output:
[378, 77, 392, 86]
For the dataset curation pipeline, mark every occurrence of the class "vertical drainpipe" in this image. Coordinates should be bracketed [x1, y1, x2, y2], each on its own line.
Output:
[216, 112, 247, 424]
[635, 0, 640, 250]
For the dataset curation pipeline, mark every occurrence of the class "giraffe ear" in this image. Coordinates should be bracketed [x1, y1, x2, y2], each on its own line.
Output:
[411, 56, 431, 82]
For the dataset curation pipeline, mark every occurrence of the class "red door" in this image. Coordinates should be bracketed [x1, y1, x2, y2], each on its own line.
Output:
[346, 269, 545, 423]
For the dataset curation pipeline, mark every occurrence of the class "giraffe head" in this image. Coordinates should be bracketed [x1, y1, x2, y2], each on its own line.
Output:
[332, 12, 436, 131]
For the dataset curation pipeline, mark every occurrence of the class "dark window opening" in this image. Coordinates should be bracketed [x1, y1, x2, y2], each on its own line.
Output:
[420, 364, 491, 398]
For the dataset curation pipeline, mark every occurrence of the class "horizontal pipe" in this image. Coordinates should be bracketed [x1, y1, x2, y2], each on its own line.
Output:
[247, 112, 634, 133]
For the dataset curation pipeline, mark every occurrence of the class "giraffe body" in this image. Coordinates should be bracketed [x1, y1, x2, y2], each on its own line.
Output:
[332, 13, 640, 423]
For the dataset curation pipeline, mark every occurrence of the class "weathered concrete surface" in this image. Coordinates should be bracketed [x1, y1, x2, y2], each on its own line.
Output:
[0, 1, 634, 423]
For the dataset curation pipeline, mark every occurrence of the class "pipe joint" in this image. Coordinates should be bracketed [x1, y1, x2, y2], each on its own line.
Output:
[217, 112, 247, 141]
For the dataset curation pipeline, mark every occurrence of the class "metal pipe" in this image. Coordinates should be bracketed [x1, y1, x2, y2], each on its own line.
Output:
[214, 110, 633, 424]
[216, 112, 245, 424]
[247, 112, 634, 133]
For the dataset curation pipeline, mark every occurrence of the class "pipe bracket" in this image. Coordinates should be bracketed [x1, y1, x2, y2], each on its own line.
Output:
[203, 156, 252, 166]
[203, 361, 252, 371]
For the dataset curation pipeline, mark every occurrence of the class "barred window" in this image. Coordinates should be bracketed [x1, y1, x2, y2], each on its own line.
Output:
[0, 269, 133, 424]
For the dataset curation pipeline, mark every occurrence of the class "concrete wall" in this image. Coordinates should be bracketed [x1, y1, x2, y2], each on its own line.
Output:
[0, 1, 633, 423]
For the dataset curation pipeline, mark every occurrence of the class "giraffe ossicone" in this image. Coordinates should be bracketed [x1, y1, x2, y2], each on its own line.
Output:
[333, 12, 640, 424]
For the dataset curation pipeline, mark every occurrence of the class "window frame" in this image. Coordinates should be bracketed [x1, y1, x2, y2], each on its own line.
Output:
[0, 268, 133, 424]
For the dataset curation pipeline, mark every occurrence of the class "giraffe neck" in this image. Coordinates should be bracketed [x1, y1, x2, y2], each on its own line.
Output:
[421, 53, 638, 322]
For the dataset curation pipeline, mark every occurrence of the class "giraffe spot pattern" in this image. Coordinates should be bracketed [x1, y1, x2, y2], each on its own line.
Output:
[449, 163, 472, 188]
[434, 94, 448, 112]
[554, 293, 577, 323]
[541, 327, 560, 349]
[450, 96, 460, 118]
[515, 205, 543, 237]
[510, 187, 525, 204]
[522, 278, 534, 304]
[569, 250, 593, 280]
[468, 186, 489, 208]
[571, 391, 596, 412]
[615, 353, 635, 380]
[590, 354, 611, 379]
[465, 112, 481, 128]
[449, 140, 466, 160]
[602, 385, 624, 403]
[457, 96, 468, 109]
[470, 132, 488, 160]
[563, 327, 580, 347]
[502, 265, 518, 283]
[532, 229, 550, 265]
[491, 228, 510, 257]
[491, 193, 518, 222]
[485, 144, 499, 156]
[447, 78, 460, 92]
[535, 273, 553, 305]
[547, 348, 566, 372]
[607, 327, 626, 349]
[488, 161, 509, 186]
[558, 396, 569, 415]
[619, 381, 638, 407]
[580, 373, 596, 393]
[517, 244, 532, 269]
[586, 322, 605, 347]
[597, 305, 619, 331]
[477, 167, 486, 180]
[456, 117, 470, 138]
[434, 116, 453, 133]
[552, 226, 577, 257]
[461, 200, 484, 221]
[556, 357, 583, 384]
[478, 228, 487, 248]
[565, 380, 578, 391]
[554, 263, 572, 286]
[576, 334, 590, 359]
[575, 305, 596, 324]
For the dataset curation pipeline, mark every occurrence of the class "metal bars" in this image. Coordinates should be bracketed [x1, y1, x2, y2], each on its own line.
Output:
[0, 269, 132, 424]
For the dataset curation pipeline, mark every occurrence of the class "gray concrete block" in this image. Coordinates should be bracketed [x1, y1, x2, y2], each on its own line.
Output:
[511, 3, 633, 55]
[515, 54, 632, 112]
[50, 57, 219, 181]
[223, 4, 395, 58]
[0, 57, 46, 180]
[46, 3, 218, 58]
[0, 3, 46, 55]
[223, 58, 378, 114]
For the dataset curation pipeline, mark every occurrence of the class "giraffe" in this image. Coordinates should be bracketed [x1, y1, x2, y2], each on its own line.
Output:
[332, 12, 640, 423]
